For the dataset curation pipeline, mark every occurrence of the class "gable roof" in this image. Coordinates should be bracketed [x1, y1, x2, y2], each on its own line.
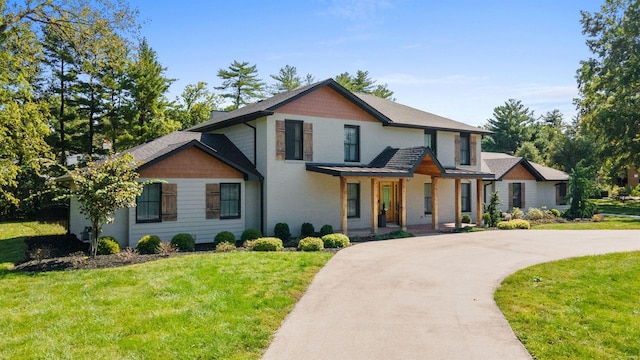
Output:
[353, 93, 492, 135]
[189, 78, 491, 135]
[128, 131, 262, 181]
[481, 152, 568, 181]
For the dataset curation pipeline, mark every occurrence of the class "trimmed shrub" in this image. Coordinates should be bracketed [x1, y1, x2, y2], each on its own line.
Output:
[497, 219, 531, 230]
[137, 235, 161, 254]
[461, 214, 472, 224]
[550, 208, 561, 217]
[297, 237, 324, 252]
[322, 233, 350, 248]
[241, 228, 262, 242]
[511, 207, 524, 220]
[215, 242, 236, 252]
[214, 231, 236, 246]
[300, 222, 315, 238]
[253, 237, 284, 252]
[482, 213, 491, 227]
[526, 207, 545, 221]
[320, 224, 334, 236]
[273, 223, 291, 242]
[97, 236, 120, 255]
[171, 233, 195, 252]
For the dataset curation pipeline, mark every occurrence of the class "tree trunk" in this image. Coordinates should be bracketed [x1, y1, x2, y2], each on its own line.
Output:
[59, 58, 66, 166]
[91, 221, 100, 257]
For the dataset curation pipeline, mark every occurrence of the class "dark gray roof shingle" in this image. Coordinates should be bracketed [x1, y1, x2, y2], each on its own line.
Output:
[481, 152, 568, 181]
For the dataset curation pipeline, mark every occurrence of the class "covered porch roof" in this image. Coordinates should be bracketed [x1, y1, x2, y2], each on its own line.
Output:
[306, 146, 494, 179]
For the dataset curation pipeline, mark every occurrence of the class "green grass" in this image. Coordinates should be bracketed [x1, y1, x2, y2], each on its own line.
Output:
[0, 251, 333, 359]
[0, 221, 66, 268]
[593, 198, 640, 216]
[532, 217, 640, 230]
[495, 252, 640, 359]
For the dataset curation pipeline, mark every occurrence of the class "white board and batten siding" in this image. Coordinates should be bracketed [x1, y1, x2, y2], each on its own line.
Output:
[128, 178, 245, 248]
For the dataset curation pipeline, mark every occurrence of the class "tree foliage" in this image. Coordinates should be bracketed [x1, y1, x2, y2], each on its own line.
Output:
[564, 160, 598, 219]
[170, 82, 220, 129]
[216, 60, 265, 110]
[335, 70, 394, 99]
[482, 99, 535, 154]
[270, 64, 301, 93]
[577, 0, 640, 170]
[68, 153, 143, 257]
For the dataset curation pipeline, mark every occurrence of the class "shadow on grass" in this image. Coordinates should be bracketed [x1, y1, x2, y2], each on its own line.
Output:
[0, 237, 27, 265]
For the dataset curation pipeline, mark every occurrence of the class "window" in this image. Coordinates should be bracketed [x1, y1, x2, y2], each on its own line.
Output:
[512, 183, 522, 208]
[461, 183, 471, 212]
[220, 183, 241, 219]
[556, 182, 567, 205]
[347, 183, 360, 218]
[285, 120, 303, 160]
[344, 125, 360, 162]
[137, 183, 161, 223]
[424, 183, 433, 214]
[460, 133, 470, 165]
[424, 130, 437, 156]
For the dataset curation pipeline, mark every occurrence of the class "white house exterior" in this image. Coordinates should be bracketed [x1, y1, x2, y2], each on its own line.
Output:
[481, 152, 570, 213]
[70, 79, 499, 248]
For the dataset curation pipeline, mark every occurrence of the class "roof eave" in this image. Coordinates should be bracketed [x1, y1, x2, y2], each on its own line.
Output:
[189, 111, 274, 132]
[383, 122, 493, 135]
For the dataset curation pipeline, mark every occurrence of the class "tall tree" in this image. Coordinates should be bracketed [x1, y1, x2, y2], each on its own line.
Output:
[335, 70, 394, 99]
[124, 38, 178, 147]
[577, 0, 640, 170]
[482, 99, 535, 154]
[270, 64, 301, 93]
[216, 60, 265, 110]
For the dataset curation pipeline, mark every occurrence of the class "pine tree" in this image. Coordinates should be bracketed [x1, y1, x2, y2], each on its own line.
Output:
[216, 60, 265, 110]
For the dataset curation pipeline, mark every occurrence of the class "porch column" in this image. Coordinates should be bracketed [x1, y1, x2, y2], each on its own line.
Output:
[399, 177, 407, 231]
[371, 177, 379, 234]
[455, 178, 462, 229]
[341, 176, 348, 234]
[476, 178, 483, 226]
[432, 177, 439, 230]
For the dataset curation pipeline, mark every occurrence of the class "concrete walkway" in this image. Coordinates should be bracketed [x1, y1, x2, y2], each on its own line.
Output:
[262, 230, 640, 359]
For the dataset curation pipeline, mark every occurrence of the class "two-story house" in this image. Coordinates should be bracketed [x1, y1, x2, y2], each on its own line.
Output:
[69, 79, 494, 248]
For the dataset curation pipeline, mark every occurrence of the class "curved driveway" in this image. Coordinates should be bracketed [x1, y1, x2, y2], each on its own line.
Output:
[263, 230, 640, 359]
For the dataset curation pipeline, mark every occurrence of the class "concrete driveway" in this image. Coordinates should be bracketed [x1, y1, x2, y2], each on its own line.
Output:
[262, 230, 640, 359]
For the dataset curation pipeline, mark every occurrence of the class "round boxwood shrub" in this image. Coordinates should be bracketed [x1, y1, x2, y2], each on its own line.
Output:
[300, 222, 315, 238]
[320, 224, 333, 236]
[274, 223, 291, 242]
[322, 233, 350, 248]
[170, 233, 195, 252]
[253, 237, 284, 252]
[461, 214, 472, 224]
[297, 237, 324, 252]
[214, 231, 236, 246]
[550, 208, 561, 217]
[241, 228, 262, 242]
[137, 235, 161, 254]
[97, 236, 120, 255]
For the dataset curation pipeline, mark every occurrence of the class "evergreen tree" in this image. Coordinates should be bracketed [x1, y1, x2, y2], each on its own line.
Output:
[270, 64, 301, 93]
[335, 70, 394, 99]
[482, 99, 535, 154]
[216, 60, 265, 110]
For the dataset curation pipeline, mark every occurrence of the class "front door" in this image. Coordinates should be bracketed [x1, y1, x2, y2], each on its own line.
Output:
[380, 181, 397, 223]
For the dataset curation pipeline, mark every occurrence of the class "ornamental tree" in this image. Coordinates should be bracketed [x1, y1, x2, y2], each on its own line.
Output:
[69, 153, 143, 257]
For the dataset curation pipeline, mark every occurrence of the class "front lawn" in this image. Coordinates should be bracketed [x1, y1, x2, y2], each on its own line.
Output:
[496, 252, 640, 359]
[593, 198, 640, 216]
[0, 221, 66, 268]
[0, 251, 332, 359]
[532, 216, 640, 230]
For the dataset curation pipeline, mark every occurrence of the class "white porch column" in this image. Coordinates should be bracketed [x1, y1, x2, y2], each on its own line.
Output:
[432, 177, 439, 230]
[371, 178, 379, 234]
[341, 176, 348, 234]
[455, 178, 462, 229]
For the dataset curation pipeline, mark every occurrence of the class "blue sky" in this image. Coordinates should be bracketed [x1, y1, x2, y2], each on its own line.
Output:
[134, 0, 603, 127]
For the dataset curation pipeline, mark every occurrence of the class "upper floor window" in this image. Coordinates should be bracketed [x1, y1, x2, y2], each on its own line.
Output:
[460, 133, 470, 165]
[344, 125, 360, 162]
[424, 130, 437, 156]
[285, 120, 303, 160]
[461, 182, 471, 212]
